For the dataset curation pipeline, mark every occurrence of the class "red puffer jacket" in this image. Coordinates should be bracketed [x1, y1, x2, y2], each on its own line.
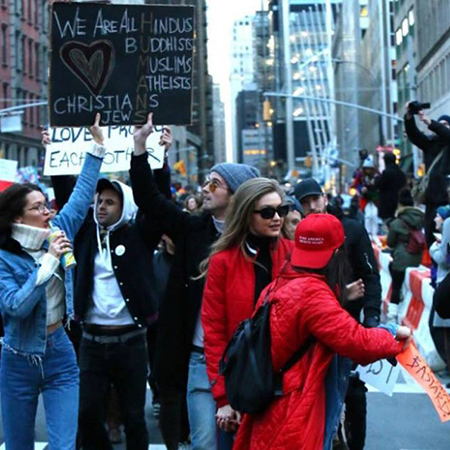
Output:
[202, 238, 293, 407]
[234, 268, 404, 450]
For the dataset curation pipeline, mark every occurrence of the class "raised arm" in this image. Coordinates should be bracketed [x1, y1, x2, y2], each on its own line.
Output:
[404, 112, 434, 151]
[130, 114, 193, 242]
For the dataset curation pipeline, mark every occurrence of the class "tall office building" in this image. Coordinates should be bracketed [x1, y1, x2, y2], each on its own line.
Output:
[230, 16, 257, 162]
[212, 84, 226, 164]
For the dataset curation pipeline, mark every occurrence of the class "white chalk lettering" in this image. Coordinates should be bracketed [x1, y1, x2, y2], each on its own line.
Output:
[53, 8, 86, 38]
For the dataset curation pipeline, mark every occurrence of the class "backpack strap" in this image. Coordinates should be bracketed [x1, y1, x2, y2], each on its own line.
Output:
[280, 335, 315, 373]
[274, 335, 315, 396]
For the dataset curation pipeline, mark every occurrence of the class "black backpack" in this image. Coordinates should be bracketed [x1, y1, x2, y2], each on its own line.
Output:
[219, 288, 314, 415]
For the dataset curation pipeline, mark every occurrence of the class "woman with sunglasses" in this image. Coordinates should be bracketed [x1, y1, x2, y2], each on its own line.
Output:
[0, 115, 105, 450]
[201, 178, 293, 444]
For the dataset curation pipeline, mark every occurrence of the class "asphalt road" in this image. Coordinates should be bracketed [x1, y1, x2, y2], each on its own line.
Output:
[0, 371, 449, 449]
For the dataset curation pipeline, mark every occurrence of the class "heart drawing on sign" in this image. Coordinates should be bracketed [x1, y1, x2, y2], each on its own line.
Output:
[60, 40, 115, 97]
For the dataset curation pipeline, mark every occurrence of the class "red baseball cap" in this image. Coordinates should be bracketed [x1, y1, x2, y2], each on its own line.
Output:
[291, 213, 345, 269]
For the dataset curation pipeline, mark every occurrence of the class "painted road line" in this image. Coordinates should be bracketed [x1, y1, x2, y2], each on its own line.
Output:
[0, 445, 47, 450]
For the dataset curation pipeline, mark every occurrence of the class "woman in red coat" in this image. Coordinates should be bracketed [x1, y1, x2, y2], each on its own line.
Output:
[201, 178, 294, 438]
[234, 214, 411, 450]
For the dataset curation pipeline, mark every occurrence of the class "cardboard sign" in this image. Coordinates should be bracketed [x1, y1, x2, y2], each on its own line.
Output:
[397, 343, 450, 422]
[43, 125, 165, 176]
[0, 159, 18, 191]
[355, 359, 401, 397]
[49, 2, 194, 127]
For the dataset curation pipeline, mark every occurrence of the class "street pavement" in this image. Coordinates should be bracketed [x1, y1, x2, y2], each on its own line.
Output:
[0, 371, 449, 449]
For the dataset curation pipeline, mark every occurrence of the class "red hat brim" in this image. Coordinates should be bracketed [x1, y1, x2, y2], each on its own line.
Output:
[291, 247, 335, 269]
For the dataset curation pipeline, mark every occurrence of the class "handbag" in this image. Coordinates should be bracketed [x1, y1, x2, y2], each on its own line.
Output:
[412, 151, 443, 204]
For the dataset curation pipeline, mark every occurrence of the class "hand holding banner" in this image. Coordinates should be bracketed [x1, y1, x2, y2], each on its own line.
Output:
[44, 125, 165, 176]
[397, 342, 450, 422]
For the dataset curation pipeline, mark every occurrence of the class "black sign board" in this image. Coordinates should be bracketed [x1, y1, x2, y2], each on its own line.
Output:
[49, 2, 195, 127]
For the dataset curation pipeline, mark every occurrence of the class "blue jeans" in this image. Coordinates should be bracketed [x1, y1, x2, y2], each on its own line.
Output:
[187, 351, 217, 450]
[186, 351, 234, 450]
[0, 326, 79, 450]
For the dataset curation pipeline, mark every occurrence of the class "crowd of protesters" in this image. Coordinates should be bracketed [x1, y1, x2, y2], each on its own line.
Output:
[11, 104, 450, 450]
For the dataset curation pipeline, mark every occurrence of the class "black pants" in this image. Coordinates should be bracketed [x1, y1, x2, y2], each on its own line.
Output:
[159, 390, 190, 450]
[389, 266, 406, 305]
[345, 376, 367, 450]
[78, 334, 149, 450]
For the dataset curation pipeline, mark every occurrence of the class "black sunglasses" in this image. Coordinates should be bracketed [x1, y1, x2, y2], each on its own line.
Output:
[253, 204, 291, 219]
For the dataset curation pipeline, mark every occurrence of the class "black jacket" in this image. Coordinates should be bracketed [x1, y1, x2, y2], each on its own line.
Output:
[130, 153, 220, 392]
[404, 115, 450, 207]
[51, 168, 171, 328]
[329, 206, 381, 327]
[73, 216, 161, 326]
[375, 161, 406, 219]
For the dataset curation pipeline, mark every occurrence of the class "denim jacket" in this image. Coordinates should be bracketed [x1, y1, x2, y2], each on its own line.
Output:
[0, 152, 103, 358]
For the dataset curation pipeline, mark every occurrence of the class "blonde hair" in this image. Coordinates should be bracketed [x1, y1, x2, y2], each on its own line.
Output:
[197, 177, 285, 277]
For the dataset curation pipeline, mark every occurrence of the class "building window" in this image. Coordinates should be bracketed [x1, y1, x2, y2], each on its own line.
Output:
[22, 35, 26, 74]
[28, 39, 33, 78]
[2, 82, 8, 109]
[42, 46, 48, 83]
[29, 93, 34, 126]
[34, 0, 38, 26]
[41, 0, 47, 32]
[35, 42, 40, 79]
[1, 25, 7, 67]
[15, 31, 21, 71]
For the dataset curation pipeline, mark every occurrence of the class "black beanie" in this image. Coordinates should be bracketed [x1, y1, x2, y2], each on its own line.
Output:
[438, 115, 450, 125]
[398, 188, 414, 207]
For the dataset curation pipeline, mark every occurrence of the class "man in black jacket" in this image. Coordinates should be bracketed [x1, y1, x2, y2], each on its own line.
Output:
[404, 103, 450, 247]
[295, 178, 381, 450]
[375, 152, 406, 222]
[129, 115, 259, 450]
[67, 158, 171, 449]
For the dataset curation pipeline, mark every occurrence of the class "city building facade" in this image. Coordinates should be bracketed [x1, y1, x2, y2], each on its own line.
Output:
[0, 0, 50, 168]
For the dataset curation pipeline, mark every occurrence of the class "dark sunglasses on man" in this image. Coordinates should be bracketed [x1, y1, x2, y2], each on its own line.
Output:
[253, 204, 291, 219]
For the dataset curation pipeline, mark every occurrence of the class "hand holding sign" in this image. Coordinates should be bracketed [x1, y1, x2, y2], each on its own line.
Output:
[133, 113, 155, 155]
[396, 325, 413, 352]
[89, 113, 105, 146]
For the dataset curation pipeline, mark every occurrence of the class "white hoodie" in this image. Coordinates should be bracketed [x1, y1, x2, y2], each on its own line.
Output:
[85, 180, 139, 326]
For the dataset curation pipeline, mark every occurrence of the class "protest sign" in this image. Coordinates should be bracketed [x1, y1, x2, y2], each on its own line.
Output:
[44, 125, 165, 176]
[49, 2, 194, 127]
[397, 343, 450, 422]
[0, 159, 18, 191]
[355, 359, 401, 397]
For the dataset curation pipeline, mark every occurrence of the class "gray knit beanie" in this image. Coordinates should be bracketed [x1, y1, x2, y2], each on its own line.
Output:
[210, 163, 260, 193]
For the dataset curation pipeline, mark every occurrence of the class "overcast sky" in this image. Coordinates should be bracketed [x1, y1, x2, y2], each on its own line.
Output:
[207, 0, 265, 160]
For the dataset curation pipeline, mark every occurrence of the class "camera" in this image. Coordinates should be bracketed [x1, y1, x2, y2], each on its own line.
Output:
[408, 101, 431, 115]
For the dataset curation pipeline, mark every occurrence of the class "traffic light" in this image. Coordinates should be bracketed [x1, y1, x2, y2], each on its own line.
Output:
[263, 100, 272, 121]
[174, 160, 187, 177]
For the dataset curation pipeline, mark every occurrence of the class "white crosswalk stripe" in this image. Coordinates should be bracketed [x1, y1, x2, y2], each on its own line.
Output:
[0, 444, 168, 449]
[0, 445, 47, 450]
